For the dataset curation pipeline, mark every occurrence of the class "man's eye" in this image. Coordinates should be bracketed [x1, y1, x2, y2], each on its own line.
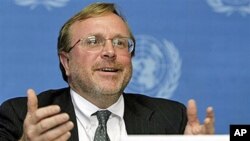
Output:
[113, 39, 126, 47]
[86, 38, 98, 45]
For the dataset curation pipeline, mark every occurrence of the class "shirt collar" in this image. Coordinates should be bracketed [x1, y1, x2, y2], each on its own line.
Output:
[70, 89, 124, 118]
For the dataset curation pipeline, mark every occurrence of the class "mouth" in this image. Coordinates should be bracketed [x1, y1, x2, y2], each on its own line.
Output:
[95, 67, 121, 73]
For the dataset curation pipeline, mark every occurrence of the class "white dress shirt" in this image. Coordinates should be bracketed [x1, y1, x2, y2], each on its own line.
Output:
[70, 89, 128, 141]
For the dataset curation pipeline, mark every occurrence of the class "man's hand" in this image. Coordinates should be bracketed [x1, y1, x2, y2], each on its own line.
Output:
[19, 89, 74, 141]
[184, 99, 215, 135]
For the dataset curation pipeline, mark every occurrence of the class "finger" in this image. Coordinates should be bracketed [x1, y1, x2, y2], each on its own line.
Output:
[203, 118, 214, 134]
[191, 126, 202, 135]
[187, 99, 199, 124]
[206, 107, 214, 121]
[204, 107, 215, 134]
[22, 89, 39, 140]
[54, 132, 71, 141]
[27, 89, 38, 113]
[40, 121, 74, 141]
[37, 113, 70, 133]
[32, 105, 61, 123]
[23, 105, 62, 140]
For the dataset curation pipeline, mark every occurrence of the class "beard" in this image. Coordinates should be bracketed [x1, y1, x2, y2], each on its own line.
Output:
[68, 60, 132, 98]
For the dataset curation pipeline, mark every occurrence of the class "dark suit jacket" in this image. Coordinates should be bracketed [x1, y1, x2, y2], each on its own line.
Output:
[0, 87, 187, 141]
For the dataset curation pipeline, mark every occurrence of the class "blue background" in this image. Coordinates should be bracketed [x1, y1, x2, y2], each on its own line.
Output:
[1, 0, 250, 134]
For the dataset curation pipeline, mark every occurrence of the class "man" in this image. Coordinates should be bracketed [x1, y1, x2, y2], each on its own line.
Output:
[0, 2, 214, 141]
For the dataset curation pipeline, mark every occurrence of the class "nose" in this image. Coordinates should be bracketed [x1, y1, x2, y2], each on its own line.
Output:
[100, 40, 117, 60]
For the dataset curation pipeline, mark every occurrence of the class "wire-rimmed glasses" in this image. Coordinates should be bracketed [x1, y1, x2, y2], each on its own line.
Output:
[67, 35, 135, 54]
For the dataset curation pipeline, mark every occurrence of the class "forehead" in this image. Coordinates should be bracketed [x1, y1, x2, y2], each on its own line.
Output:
[70, 13, 130, 39]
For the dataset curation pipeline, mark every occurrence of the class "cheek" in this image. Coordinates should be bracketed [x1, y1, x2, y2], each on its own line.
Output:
[70, 51, 95, 69]
[119, 56, 132, 75]
[74, 57, 92, 69]
[76, 49, 96, 61]
[121, 56, 132, 67]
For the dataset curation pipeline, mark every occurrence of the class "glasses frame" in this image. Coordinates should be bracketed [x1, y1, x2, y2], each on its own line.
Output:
[67, 35, 135, 54]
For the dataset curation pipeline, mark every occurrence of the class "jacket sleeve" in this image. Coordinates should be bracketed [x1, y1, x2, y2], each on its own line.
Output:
[0, 99, 26, 141]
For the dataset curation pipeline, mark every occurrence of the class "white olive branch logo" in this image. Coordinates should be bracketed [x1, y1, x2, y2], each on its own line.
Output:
[15, 0, 70, 10]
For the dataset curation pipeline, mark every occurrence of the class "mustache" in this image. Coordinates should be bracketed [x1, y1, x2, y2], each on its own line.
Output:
[92, 61, 124, 70]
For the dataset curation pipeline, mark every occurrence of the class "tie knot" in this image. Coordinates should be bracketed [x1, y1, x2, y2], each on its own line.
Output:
[95, 110, 111, 125]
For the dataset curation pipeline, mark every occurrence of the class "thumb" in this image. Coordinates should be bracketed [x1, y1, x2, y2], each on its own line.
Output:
[187, 99, 199, 124]
[27, 89, 38, 113]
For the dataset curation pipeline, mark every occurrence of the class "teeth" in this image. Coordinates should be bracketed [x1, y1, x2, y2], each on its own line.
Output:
[101, 68, 117, 72]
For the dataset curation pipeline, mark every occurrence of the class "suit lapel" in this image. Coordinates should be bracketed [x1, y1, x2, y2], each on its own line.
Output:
[53, 88, 79, 141]
[123, 94, 154, 134]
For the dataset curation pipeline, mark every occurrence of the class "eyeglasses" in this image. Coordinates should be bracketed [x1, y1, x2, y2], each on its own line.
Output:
[67, 35, 135, 54]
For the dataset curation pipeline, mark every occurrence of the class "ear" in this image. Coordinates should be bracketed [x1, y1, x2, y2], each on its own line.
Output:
[59, 51, 70, 76]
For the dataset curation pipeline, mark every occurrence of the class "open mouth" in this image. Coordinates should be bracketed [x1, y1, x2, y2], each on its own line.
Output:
[96, 67, 120, 73]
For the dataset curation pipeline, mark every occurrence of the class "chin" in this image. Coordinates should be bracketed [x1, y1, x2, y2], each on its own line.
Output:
[100, 89, 121, 95]
[95, 86, 123, 95]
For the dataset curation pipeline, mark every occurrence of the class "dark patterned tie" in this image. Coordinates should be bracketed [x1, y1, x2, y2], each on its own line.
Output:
[93, 110, 111, 141]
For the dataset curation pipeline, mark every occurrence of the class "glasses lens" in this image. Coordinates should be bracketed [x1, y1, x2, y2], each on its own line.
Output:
[113, 38, 134, 53]
[74, 36, 134, 54]
[127, 38, 134, 53]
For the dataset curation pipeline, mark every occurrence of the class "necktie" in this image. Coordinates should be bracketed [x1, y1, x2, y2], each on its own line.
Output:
[93, 110, 111, 141]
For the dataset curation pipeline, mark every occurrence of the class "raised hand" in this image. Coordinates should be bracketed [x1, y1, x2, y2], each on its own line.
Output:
[19, 89, 74, 141]
[184, 99, 215, 135]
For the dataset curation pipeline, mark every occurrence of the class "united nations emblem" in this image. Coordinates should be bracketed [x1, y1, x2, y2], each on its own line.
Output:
[14, 0, 70, 10]
[126, 35, 182, 99]
[207, 0, 250, 16]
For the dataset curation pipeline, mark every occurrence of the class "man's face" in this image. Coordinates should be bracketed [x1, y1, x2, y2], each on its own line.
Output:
[61, 13, 133, 97]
